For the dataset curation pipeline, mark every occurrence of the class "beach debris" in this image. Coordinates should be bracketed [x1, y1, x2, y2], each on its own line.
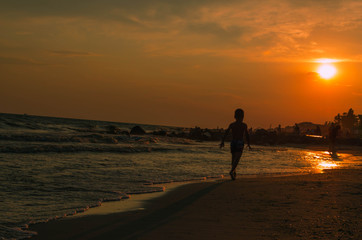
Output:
[130, 126, 146, 135]
[121, 130, 130, 137]
[152, 129, 167, 136]
[107, 125, 122, 134]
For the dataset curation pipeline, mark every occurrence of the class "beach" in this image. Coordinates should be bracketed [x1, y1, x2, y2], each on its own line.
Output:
[1, 113, 361, 239]
[30, 168, 362, 240]
[2, 0, 362, 239]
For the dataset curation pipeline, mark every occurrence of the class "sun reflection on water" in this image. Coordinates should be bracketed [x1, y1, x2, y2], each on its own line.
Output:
[304, 151, 340, 173]
[318, 161, 338, 169]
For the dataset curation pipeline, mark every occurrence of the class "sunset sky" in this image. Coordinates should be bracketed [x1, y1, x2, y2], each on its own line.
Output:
[1, 0, 361, 128]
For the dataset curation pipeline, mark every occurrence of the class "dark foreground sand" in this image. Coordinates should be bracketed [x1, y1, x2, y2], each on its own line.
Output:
[30, 169, 361, 240]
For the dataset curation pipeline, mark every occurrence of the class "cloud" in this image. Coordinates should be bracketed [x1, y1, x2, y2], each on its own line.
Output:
[1, 0, 361, 62]
[48, 50, 100, 57]
[0, 56, 44, 65]
[15, 31, 33, 36]
[352, 92, 362, 97]
[307, 72, 319, 77]
[184, 22, 247, 44]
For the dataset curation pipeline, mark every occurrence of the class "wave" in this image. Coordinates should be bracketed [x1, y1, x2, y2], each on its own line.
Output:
[0, 133, 192, 145]
[0, 133, 131, 144]
[0, 225, 37, 240]
[0, 129, 198, 154]
[0, 113, 183, 134]
[0, 142, 201, 154]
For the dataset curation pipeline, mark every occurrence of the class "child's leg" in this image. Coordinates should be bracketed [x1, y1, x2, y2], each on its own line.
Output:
[230, 153, 237, 180]
[231, 153, 235, 170]
[231, 151, 242, 172]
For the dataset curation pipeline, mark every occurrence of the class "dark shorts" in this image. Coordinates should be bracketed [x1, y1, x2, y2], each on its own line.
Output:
[230, 140, 244, 153]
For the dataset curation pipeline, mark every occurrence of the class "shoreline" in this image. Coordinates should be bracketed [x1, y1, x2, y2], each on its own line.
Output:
[67, 172, 310, 219]
[29, 180, 222, 240]
[71, 177, 225, 218]
[11, 145, 361, 240]
[29, 167, 362, 239]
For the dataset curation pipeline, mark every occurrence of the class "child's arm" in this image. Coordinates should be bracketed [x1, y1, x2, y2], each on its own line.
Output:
[220, 124, 231, 148]
[244, 124, 251, 150]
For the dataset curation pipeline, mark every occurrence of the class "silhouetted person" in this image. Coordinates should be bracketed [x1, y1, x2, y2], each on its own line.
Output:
[315, 125, 321, 136]
[328, 123, 340, 155]
[220, 109, 251, 180]
[294, 123, 300, 135]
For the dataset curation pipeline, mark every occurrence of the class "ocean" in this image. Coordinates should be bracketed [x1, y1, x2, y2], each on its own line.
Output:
[0, 113, 361, 239]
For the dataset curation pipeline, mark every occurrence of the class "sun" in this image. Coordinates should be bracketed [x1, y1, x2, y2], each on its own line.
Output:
[317, 63, 337, 79]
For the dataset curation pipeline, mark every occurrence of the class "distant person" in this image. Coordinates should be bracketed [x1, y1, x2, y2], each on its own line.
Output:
[220, 109, 251, 180]
[315, 125, 321, 136]
[294, 123, 300, 135]
[328, 123, 340, 155]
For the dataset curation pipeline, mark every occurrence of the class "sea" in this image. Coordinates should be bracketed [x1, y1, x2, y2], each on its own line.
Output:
[0, 113, 361, 239]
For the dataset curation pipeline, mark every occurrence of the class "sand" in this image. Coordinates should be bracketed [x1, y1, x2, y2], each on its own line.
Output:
[29, 168, 362, 240]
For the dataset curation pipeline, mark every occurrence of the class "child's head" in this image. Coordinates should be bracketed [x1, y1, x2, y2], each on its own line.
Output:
[234, 108, 244, 121]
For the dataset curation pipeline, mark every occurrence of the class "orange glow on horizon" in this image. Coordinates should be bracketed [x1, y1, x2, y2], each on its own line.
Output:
[314, 58, 341, 63]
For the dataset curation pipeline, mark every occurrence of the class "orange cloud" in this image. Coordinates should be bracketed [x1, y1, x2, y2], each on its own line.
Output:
[49, 50, 100, 57]
[0, 56, 45, 65]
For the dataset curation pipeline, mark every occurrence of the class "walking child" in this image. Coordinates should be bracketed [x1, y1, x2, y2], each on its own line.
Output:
[220, 108, 251, 180]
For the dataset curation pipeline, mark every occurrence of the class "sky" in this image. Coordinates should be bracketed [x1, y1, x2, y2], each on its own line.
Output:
[0, 0, 361, 128]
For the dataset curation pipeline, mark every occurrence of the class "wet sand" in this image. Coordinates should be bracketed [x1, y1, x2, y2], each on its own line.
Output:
[30, 168, 361, 240]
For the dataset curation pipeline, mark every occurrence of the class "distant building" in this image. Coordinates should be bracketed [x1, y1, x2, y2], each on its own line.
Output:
[334, 109, 361, 137]
[283, 122, 323, 136]
[340, 109, 355, 131]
